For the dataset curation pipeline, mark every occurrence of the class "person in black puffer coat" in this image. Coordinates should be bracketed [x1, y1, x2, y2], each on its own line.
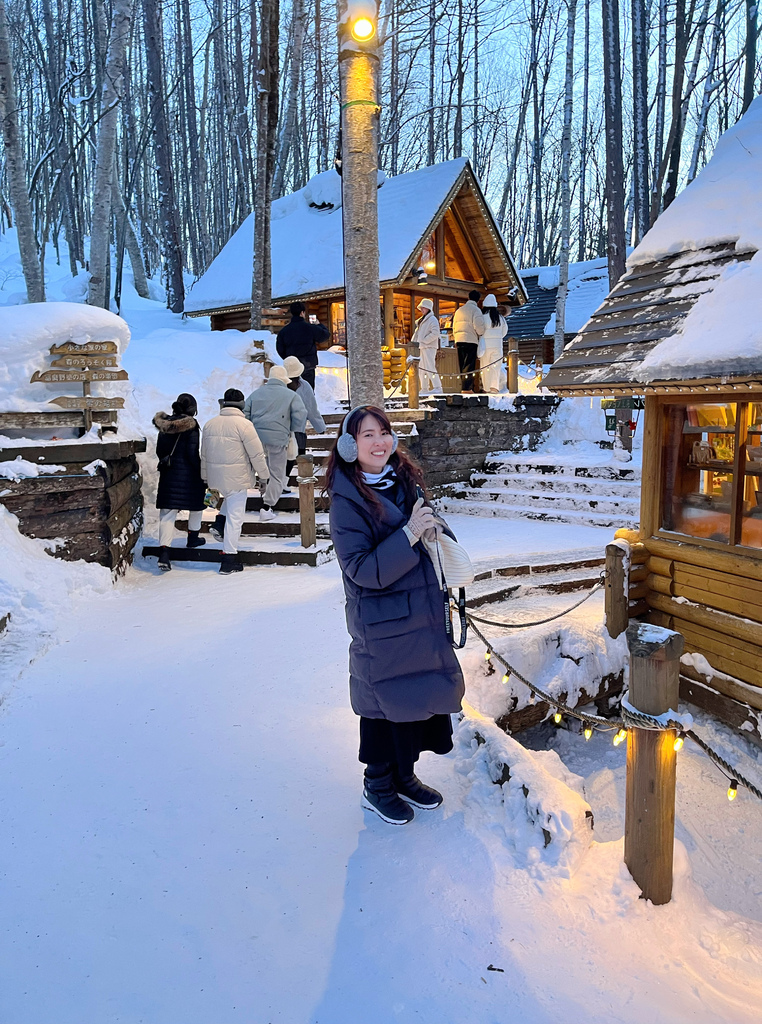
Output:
[153, 393, 207, 572]
[275, 301, 329, 389]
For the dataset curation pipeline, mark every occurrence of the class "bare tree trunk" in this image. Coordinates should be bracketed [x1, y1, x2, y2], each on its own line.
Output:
[428, 0, 436, 164]
[554, 0, 577, 362]
[454, 0, 464, 157]
[661, 0, 687, 210]
[274, 0, 306, 196]
[577, 0, 590, 259]
[631, 0, 649, 243]
[142, 0, 185, 312]
[651, 0, 668, 221]
[688, 0, 724, 181]
[338, 0, 384, 408]
[87, 0, 133, 309]
[742, 0, 758, 113]
[251, 0, 280, 329]
[473, 0, 480, 173]
[315, 0, 328, 171]
[602, 0, 626, 286]
[112, 178, 149, 298]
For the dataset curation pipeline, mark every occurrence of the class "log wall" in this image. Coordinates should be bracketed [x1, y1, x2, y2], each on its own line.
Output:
[0, 440, 145, 572]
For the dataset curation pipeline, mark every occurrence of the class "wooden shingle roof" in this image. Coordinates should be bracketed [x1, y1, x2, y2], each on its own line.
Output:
[543, 243, 758, 395]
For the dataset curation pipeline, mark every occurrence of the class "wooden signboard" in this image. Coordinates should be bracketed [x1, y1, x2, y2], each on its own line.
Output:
[31, 369, 129, 383]
[50, 355, 119, 369]
[49, 396, 125, 411]
[49, 341, 119, 355]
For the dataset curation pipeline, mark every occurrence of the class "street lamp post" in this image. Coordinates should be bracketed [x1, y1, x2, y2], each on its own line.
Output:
[337, 0, 384, 409]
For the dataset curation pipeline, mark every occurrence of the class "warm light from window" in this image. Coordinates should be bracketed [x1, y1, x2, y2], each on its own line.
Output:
[424, 260, 436, 271]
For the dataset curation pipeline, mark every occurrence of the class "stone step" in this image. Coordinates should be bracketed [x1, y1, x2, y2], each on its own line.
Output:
[141, 540, 334, 568]
[465, 557, 604, 607]
[468, 472, 641, 498]
[485, 457, 640, 481]
[246, 494, 330, 513]
[443, 486, 640, 516]
[436, 496, 638, 529]
[176, 515, 331, 539]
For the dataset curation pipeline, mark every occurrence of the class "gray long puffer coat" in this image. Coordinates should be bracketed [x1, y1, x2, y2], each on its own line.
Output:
[329, 467, 465, 722]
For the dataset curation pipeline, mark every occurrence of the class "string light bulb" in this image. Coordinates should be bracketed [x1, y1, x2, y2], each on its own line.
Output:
[484, 650, 491, 662]
[584, 724, 593, 741]
[727, 780, 738, 801]
[673, 733, 684, 752]
[502, 673, 510, 685]
[613, 728, 627, 747]
[554, 712, 563, 725]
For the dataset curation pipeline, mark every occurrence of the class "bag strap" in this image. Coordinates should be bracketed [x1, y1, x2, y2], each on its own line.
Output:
[415, 484, 468, 649]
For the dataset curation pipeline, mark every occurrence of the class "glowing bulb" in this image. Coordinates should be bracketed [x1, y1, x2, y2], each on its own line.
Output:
[484, 650, 491, 661]
[351, 16, 375, 40]
[554, 712, 562, 725]
[424, 260, 436, 271]
[727, 780, 738, 801]
[584, 725, 593, 741]
[673, 734, 684, 752]
[613, 728, 627, 747]
[502, 673, 510, 685]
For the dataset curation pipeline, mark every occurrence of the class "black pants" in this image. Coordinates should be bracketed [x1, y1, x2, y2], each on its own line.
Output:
[359, 715, 454, 777]
[456, 343, 478, 391]
[285, 432, 308, 482]
[301, 367, 316, 389]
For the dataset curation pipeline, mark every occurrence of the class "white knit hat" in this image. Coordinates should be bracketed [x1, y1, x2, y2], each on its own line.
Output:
[482, 293, 498, 307]
[418, 297, 434, 311]
[268, 365, 290, 383]
[282, 355, 305, 377]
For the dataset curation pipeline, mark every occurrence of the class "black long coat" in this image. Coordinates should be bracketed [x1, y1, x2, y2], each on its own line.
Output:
[153, 412, 206, 511]
[276, 316, 329, 369]
[328, 467, 465, 722]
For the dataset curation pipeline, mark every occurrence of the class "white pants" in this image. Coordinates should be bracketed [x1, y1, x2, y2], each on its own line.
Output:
[418, 345, 441, 392]
[480, 344, 503, 392]
[220, 491, 247, 554]
[159, 508, 203, 547]
[262, 444, 288, 507]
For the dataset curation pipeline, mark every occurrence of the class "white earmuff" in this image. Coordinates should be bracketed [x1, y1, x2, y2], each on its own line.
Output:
[336, 407, 399, 463]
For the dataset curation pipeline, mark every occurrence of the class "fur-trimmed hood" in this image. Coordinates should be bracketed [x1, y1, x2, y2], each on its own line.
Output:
[153, 411, 198, 434]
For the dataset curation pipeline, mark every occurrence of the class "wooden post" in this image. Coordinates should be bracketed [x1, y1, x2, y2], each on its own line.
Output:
[624, 622, 684, 905]
[507, 336, 519, 394]
[605, 541, 629, 638]
[382, 287, 395, 348]
[297, 453, 317, 548]
[408, 358, 419, 409]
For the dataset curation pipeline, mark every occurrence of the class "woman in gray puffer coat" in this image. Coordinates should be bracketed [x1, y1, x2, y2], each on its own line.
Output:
[327, 406, 465, 826]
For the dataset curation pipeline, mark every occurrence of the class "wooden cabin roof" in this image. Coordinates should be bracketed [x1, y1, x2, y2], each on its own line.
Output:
[542, 243, 759, 395]
[186, 160, 526, 316]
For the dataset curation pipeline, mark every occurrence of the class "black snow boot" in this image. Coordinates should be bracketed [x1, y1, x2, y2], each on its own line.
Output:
[362, 764, 414, 825]
[219, 552, 244, 575]
[158, 546, 172, 572]
[186, 529, 206, 548]
[209, 514, 226, 542]
[394, 772, 443, 810]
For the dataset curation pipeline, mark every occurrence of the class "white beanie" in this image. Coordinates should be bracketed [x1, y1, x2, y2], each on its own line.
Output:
[482, 293, 498, 308]
[418, 297, 434, 311]
[268, 365, 290, 383]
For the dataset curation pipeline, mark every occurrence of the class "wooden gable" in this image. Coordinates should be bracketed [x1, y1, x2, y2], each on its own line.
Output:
[543, 243, 758, 395]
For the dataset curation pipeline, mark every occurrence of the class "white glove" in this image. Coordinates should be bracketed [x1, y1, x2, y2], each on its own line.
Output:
[404, 497, 438, 543]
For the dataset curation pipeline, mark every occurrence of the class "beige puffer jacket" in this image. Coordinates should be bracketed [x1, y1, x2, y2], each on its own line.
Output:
[200, 407, 270, 495]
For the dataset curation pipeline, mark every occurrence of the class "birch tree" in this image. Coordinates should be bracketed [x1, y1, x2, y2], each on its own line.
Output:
[554, 0, 576, 361]
[0, 0, 44, 302]
[601, 0, 626, 286]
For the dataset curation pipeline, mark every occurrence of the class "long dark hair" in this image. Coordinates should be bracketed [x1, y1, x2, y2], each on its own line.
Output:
[486, 307, 501, 328]
[324, 406, 426, 512]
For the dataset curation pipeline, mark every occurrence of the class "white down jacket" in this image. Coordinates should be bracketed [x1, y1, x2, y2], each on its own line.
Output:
[200, 407, 270, 495]
[477, 313, 508, 358]
[411, 311, 440, 348]
[452, 300, 485, 346]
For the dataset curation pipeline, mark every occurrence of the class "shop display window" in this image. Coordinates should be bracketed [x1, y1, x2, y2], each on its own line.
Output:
[660, 400, 762, 549]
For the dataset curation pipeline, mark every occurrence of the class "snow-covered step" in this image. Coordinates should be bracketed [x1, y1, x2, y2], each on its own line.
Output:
[141, 538, 335, 567]
[441, 486, 639, 517]
[468, 558, 604, 608]
[485, 456, 640, 482]
[467, 472, 641, 498]
[177, 512, 331, 539]
[435, 496, 638, 530]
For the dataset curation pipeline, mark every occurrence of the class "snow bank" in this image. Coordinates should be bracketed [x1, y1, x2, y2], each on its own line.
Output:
[455, 703, 594, 876]
[0, 457, 66, 481]
[0, 506, 112, 679]
[0, 302, 130, 412]
[462, 600, 628, 724]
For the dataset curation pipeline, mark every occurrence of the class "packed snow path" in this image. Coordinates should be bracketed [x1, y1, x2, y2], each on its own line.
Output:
[1, 526, 762, 1022]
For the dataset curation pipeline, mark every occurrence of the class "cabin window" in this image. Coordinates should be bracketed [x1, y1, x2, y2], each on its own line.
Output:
[330, 301, 346, 348]
[660, 400, 762, 550]
[443, 211, 482, 283]
[419, 233, 437, 275]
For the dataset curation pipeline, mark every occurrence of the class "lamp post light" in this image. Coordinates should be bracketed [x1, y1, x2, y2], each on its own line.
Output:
[337, 0, 384, 409]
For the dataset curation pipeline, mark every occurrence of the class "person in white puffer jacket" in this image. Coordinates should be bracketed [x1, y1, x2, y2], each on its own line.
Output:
[477, 294, 507, 393]
[200, 388, 270, 574]
[411, 297, 442, 393]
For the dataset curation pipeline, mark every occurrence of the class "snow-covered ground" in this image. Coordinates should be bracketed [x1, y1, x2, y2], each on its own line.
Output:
[1, 517, 761, 1023]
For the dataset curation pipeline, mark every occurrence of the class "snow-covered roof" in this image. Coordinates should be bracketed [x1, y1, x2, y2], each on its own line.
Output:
[186, 159, 523, 312]
[543, 97, 762, 393]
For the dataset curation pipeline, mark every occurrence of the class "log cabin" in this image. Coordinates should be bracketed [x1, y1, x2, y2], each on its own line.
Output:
[543, 98, 762, 741]
[185, 158, 527, 357]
